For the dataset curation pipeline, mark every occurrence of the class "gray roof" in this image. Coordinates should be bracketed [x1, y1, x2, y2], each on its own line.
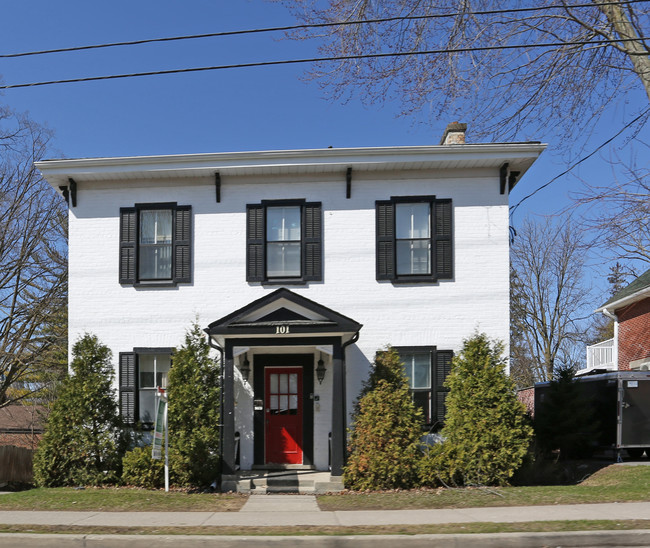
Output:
[600, 268, 650, 310]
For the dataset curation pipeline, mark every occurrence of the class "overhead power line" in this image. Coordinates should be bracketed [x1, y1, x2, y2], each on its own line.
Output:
[0, 0, 646, 59]
[0, 37, 646, 90]
[509, 106, 650, 217]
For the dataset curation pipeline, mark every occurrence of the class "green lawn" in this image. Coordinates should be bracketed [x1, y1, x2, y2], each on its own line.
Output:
[0, 487, 246, 512]
[0, 464, 648, 514]
[317, 464, 650, 511]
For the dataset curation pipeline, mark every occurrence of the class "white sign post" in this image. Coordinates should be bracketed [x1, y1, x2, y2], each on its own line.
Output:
[152, 387, 169, 492]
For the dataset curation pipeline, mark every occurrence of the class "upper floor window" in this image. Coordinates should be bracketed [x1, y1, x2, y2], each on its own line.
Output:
[246, 200, 322, 283]
[267, 206, 301, 277]
[376, 196, 453, 283]
[395, 346, 453, 428]
[119, 203, 192, 286]
[139, 210, 172, 280]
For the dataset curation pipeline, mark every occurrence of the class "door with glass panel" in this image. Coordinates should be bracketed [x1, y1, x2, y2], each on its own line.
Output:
[265, 367, 303, 464]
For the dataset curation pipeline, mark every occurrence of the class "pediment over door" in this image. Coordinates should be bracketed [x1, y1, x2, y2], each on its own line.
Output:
[205, 288, 362, 337]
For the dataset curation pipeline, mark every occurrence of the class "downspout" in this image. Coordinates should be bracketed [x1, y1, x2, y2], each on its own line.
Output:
[339, 330, 360, 465]
[602, 308, 619, 370]
[207, 334, 225, 489]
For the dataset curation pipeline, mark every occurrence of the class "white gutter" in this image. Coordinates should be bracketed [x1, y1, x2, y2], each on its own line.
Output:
[595, 286, 650, 315]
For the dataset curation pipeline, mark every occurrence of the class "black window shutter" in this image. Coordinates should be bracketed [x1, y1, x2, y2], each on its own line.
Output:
[119, 208, 137, 284]
[376, 201, 395, 280]
[246, 204, 265, 282]
[303, 202, 323, 281]
[119, 352, 138, 425]
[433, 200, 453, 280]
[434, 350, 453, 423]
[173, 205, 192, 283]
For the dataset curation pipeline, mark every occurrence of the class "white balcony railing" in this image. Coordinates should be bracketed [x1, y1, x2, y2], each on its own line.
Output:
[583, 338, 615, 371]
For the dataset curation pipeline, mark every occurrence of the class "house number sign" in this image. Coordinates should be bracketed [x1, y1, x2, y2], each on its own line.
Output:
[275, 325, 290, 334]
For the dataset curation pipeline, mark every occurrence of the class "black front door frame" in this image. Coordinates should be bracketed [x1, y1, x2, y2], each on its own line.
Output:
[222, 336, 346, 476]
[253, 354, 314, 466]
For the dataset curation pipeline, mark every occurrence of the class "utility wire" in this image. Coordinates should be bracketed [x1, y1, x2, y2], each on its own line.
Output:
[0, 0, 646, 59]
[0, 36, 646, 90]
[509, 106, 650, 217]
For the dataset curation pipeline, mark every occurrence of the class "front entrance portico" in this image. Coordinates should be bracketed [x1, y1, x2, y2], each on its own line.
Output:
[205, 288, 362, 491]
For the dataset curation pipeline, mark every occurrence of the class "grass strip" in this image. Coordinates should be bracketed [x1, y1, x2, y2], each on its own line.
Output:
[0, 488, 246, 512]
[0, 519, 649, 536]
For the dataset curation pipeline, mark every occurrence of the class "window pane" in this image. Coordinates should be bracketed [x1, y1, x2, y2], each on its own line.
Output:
[270, 374, 278, 394]
[396, 203, 430, 239]
[279, 395, 288, 412]
[279, 374, 288, 394]
[412, 353, 431, 389]
[267, 206, 301, 241]
[289, 395, 298, 410]
[267, 242, 301, 277]
[140, 210, 172, 244]
[396, 240, 431, 275]
[289, 374, 297, 394]
[139, 355, 155, 388]
[270, 395, 278, 410]
[139, 390, 156, 423]
[139, 245, 172, 279]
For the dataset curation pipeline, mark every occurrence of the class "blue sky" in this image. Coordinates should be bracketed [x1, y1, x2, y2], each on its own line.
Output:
[2, 0, 648, 296]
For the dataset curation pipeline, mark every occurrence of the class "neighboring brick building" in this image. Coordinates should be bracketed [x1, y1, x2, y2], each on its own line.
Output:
[0, 405, 46, 450]
[594, 269, 650, 372]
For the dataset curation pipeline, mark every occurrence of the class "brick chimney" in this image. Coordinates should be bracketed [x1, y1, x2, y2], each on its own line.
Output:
[439, 122, 467, 145]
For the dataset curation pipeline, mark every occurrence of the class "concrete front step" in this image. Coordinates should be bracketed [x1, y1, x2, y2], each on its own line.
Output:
[223, 470, 344, 494]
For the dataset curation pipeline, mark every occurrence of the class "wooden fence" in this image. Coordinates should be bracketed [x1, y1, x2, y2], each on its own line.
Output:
[0, 445, 34, 484]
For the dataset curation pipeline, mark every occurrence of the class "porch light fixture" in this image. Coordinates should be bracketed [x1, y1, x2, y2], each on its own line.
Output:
[316, 353, 326, 384]
[240, 353, 251, 382]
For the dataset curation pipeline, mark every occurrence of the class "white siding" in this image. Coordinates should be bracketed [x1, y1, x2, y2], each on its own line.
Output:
[68, 168, 510, 469]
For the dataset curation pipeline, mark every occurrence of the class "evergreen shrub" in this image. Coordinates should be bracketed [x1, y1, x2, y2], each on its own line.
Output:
[534, 366, 599, 459]
[167, 322, 221, 488]
[122, 445, 165, 489]
[344, 347, 423, 490]
[420, 333, 532, 487]
[33, 334, 125, 486]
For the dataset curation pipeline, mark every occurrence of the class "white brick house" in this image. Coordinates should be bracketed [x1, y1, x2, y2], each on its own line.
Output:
[36, 128, 545, 488]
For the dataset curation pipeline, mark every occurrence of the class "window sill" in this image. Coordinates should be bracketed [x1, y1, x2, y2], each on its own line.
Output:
[260, 280, 309, 286]
[129, 281, 179, 288]
[390, 276, 439, 285]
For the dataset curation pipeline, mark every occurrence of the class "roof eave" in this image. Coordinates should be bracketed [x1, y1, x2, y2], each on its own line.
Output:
[596, 286, 650, 314]
[35, 143, 547, 187]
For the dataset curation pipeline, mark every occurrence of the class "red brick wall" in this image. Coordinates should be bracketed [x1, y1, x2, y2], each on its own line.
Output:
[517, 387, 535, 417]
[617, 297, 650, 370]
[0, 432, 42, 450]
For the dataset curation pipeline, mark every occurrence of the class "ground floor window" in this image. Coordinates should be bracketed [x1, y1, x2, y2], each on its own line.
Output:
[394, 346, 453, 428]
[138, 354, 171, 424]
[119, 349, 173, 428]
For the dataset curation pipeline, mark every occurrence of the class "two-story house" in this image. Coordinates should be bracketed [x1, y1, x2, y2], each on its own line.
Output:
[36, 124, 545, 491]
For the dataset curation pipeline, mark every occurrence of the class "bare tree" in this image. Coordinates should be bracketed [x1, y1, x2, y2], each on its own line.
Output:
[0, 106, 67, 409]
[278, 0, 650, 141]
[573, 150, 650, 268]
[510, 217, 591, 383]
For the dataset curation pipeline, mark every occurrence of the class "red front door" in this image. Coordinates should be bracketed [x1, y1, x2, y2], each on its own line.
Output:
[265, 367, 303, 464]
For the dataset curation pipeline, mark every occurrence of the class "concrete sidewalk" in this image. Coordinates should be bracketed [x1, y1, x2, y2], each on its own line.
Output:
[0, 497, 649, 527]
